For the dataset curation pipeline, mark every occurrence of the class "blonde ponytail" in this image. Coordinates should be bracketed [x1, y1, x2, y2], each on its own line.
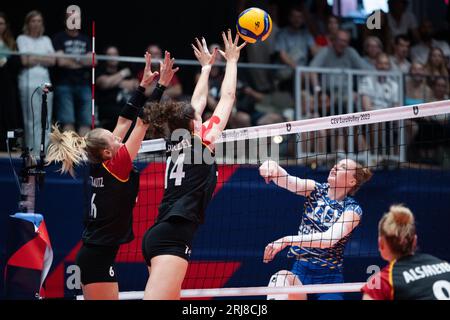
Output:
[379, 205, 416, 256]
[46, 125, 87, 177]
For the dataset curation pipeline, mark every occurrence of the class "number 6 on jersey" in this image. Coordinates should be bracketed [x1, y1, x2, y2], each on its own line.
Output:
[165, 154, 186, 188]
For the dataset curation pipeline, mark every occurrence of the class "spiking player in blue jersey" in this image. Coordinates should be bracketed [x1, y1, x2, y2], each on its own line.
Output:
[259, 159, 373, 300]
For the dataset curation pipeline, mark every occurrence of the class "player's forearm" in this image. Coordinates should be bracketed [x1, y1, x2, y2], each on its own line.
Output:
[219, 61, 237, 103]
[284, 231, 337, 249]
[191, 66, 211, 114]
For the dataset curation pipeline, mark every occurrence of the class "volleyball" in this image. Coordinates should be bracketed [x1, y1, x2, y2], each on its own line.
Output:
[236, 7, 272, 43]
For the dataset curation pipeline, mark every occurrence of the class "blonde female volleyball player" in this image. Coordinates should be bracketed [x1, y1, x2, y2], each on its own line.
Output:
[362, 205, 450, 300]
[46, 51, 178, 300]
[141, 30, 246, 300]
[259, 159, 373, 300]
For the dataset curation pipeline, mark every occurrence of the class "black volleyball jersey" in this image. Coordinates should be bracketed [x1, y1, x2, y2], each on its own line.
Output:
[82, 145, 139, 246]
[157, 134, 217, 224]
[362, 253, 450, 300]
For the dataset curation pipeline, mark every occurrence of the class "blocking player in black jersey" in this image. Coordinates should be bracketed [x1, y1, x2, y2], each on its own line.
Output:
[46, 51, 179, 300]
[140, 30, 246, 300]
[362, 205, 450, 300]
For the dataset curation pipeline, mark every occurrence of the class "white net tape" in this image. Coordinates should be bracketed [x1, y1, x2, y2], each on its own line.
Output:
[76, 282, 365, 300]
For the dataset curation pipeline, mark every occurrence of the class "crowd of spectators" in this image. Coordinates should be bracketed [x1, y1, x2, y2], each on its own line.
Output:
[0, 1, 449, 165]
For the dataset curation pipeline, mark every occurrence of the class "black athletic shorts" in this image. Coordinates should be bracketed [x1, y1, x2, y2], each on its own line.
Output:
[142, 215, 198, 266]
[75, 243, 119, 285]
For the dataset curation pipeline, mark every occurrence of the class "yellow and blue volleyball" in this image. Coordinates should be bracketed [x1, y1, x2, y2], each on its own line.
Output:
[236, 7, 272, 43]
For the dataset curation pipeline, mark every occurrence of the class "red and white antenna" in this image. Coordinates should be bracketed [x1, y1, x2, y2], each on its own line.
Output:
[91, 21, 96, 129]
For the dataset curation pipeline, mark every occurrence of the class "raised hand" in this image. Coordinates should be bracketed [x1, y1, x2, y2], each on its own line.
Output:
[140, 52, 159, 88]
[218, 29, 247, 63]
[192, 37, 218, 67]
[158, 50, 179, 87]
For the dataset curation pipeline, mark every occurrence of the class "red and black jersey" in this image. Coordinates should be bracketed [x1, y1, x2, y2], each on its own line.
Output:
[157, 134, 217, 225]
[82, 145, 139, 246]
[362, 253, 450, 300]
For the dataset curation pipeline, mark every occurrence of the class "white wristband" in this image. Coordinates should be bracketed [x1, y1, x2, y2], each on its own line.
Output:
[201, 65, 212, 72]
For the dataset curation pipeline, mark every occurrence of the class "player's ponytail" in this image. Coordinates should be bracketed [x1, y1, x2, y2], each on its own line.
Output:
[46, 125, 87, 177]
[379, 205, 417, 257]
[46, 125, 110, 176]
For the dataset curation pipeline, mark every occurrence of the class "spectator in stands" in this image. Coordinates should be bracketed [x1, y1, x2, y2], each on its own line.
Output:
[386, 0, 419, 42]
[275, 5, 317, 88]
[138, 44, 183, 101]
[96, 46, 139, 131]
[430, 76, 449, 102]
[411, 20, 450, 66]
[359, 53, 400, 111]
[235, 74, 285, 127]
[362, 36, 384, 68]
[310, 29, 371, 94]
[313, 15, 340, 50]
[390, 34, 411, 74]
[362, 10, 393, 55]
[17, 10, 55, 156]
[424, 47, 449, 85]
[404, 62, 433, 106]
[0, 12, 20, 152]
[239, 1, 280, 92]
[308, 0, 333, 39]
[53, 10, 92, 137]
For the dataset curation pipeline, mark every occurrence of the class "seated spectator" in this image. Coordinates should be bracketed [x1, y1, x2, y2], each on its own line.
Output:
[0, 12, 21, 152]
[404, 62, 433, 105]
[362, 9, 393, 54]
[390, 34, 411, 74]
[362, 36, 383, 68]
[424, 47, 449, 85]
[310, 29, 371, 95]
[308, 0, 333, 39]
[53, 10, 92, 137]
[137, 43, 183, 101]
[411, 20, 450, 66]
[275, 5, 316, 88]
[430, 76, 449, 102]
[96, 46, 139, 131]
[359, 53, 400, 111]
[17, 10, 56, 156]
[386, 0, 419, 43]
[235, 76, 285, 127]
[313, 15, 340, 49]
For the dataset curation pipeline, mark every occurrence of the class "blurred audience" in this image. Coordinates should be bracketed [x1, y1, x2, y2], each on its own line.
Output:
[411, 20, 450, 66]
[389, 34, 411, 74]
[313, 15, 340, 49]
[137, 44, 183, 101]
[363, 36, 384, 68]
[386, 0, 419, 43]
[275, 5, 316, 89]
[53, 10, 92, 136]
[430, 76, 449, 102]
[359, 53, 400, 111]
[96, 46, 139, 131]
[404, 62, 433, 106]
[424, 47, 449, 85]
[0, 12, 20, 152]
[17, 10, 55, 156]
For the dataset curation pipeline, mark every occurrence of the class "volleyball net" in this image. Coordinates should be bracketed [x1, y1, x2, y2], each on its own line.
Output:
[78, 100, 450, 300]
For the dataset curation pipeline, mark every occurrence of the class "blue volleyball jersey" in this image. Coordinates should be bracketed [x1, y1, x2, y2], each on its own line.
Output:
[287, 182, 362, 272]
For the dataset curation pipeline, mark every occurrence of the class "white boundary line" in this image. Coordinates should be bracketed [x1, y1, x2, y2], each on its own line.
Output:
[139, 100, 450, 153]
[76, 282, 365, 300]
